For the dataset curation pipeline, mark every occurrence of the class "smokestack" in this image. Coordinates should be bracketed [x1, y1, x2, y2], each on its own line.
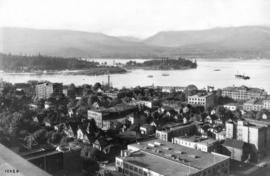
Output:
[108, 75, 110, 87]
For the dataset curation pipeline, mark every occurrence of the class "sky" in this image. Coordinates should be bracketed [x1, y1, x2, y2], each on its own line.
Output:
[0, 0, 269, 38]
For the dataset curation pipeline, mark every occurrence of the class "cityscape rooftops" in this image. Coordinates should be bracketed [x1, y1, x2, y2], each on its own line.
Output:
[125, 139, 229, 175]
[156, 121, 200, 132]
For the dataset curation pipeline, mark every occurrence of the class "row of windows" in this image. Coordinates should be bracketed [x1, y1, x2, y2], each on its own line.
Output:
[189, 101, 206, 105]
[189, 98, 206, 101]
[123, 162, 148, 176]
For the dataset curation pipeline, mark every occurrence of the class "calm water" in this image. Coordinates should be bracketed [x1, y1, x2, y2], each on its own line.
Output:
[1, 59, 270, 92]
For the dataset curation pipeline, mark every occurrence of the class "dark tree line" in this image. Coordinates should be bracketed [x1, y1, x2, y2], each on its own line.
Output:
[0, 53, 98, 71]
[126, 57, 197, 69]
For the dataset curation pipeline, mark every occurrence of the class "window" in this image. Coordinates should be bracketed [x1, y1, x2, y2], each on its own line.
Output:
[139, 169, 143, 174]
[134, 167, 138, 172]
[124, 169, 129, 174]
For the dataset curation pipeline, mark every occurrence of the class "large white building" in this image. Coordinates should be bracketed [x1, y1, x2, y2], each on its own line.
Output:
[115, 139, 230, 176]
[35, 82, 63, 99]
[188, 93, 215, 108]
[222, 86, 267, 101]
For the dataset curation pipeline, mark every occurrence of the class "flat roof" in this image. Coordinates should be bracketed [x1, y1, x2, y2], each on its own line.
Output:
[128, 139, 229, 171]
[173, 136, 217, 146]
[121, 150, 199, 176]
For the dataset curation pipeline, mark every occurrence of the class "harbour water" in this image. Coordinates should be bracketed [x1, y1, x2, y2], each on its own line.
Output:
[1, 59, 270, 92]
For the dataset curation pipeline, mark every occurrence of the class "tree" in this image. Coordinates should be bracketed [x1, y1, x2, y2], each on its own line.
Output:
[48, 132, 63, 144]
[216, 106, 227, 122]
[93, 83, 102, 91]
[67, 84, 76, 99]
[233, 109, 242, 119]
[32, 128, 48, 144]
[24, 135, 37, 149]
[8, 112, 24, 136]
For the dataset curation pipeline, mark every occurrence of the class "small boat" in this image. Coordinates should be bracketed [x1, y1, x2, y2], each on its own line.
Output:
[147, 75, 153, 78]
[161, 73, 170, 76]
[235, 73, 250, 80]
[214, 69, 220, 71]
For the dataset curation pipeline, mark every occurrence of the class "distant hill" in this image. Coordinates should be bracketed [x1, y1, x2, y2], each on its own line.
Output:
[1, 26, 270, 58]
[0, 27, 165, 58]
[144, 26, 270, 48]
[144, 26, 270, 58]
[117, 36, 141, 42]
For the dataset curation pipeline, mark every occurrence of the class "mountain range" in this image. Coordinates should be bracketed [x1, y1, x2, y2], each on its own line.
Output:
[1, 26, 270, 59]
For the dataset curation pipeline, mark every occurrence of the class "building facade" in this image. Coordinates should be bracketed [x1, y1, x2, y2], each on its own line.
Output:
[221, 86, 267, 101]
[188, 93, 215, 108]
[155, 122, 198, 142]
[35, 83, 63, 99]
[172, 136, 218, 152]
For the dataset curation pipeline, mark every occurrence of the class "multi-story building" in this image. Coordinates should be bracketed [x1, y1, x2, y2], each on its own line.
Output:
[155, 122, 199, 142]
[35, 82, 63, 99]
[221, 86, 267, 101]
[225, 121, 235, 139]
[263, 97, 270, 110]
[243, 99, 263, 111]
[87, 104, 137, 130]
[188, 93, 215, 108]
[225, 119, 270, 161]
[172, 136, 218, 152]
[115, 139, 230, 176]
